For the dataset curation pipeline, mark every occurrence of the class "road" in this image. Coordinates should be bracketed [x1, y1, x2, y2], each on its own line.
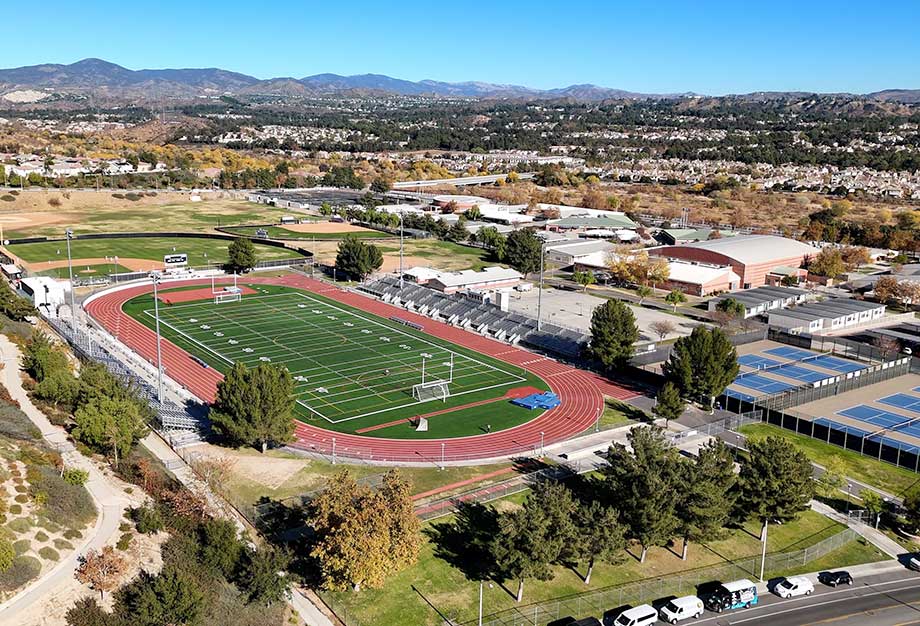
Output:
[687, 569, 920, 626]
[392, 172, 534, 188]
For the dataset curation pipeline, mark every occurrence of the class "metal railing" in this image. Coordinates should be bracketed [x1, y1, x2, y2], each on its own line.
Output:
[472, 528, 859, 626]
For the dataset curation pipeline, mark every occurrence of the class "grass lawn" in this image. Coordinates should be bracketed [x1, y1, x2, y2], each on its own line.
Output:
[123, 284, 548, 436]
[34, 263, 134, 278]
[378, 240, 496, 271]
[222, 224, 393, 240]
[740, 423, 920, 497]
[321, 509, 864, 626]
[776, 538, 887, 578]
[599, 399, 649, 430]
[7, 235, 305, 267]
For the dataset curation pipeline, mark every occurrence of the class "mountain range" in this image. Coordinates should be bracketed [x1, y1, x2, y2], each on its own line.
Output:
[0, 58, 917, 104]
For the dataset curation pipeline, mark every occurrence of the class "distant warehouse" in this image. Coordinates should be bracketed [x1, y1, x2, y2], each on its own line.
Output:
[767, 298, 886, 334]
[650, 235, 818, 289]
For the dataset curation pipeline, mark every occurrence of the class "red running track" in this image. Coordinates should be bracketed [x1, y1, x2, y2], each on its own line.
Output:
[85, 275, 637, 463]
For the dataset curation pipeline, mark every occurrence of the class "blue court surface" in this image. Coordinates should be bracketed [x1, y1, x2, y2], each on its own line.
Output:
[733, 374, 796, 395]
[814, 417, 870, 438]
[765, 346, 817, 361]
[807, 355, 865, 374]
[815, 417, 920, 454]
[769, 363, 831, 383]
[738, 354, 782, 369]
[879, 393, 920, 415]
[838, 405, 920, 437]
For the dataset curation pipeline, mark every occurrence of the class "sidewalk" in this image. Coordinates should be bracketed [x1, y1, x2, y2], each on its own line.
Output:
[0, 334, 131, 622]
[811, 500, 905, 559]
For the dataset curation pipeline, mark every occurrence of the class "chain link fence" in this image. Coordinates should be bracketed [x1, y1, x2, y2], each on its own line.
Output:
[473, 528, 859, 626]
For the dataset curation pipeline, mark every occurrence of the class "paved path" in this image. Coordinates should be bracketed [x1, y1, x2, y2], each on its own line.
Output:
[0, 334, 131, 622]
[811, 500, 906, 559]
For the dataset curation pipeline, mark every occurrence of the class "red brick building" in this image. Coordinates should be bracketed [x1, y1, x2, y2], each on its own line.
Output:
[650, 235, 819, 289]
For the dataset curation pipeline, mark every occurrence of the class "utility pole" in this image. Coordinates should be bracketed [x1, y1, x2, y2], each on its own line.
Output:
[65, 229, 78, 333]
[759, 520, 769, 582]
[151, 272, 164, 404]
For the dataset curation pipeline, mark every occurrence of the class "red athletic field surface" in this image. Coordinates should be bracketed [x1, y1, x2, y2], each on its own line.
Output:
[85, 275, 637, 463]
[157, 285, 259, 304]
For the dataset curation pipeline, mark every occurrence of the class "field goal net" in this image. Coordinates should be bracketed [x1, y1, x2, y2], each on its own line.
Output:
[412, 380, 450, 403]
[215, 287, 242, 304]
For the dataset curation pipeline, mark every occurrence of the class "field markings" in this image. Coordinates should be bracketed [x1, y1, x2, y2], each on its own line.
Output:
[144, 291, 526, 424]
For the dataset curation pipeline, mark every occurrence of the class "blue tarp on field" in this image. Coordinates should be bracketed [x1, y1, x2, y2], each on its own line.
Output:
[512, 392, 561, 410]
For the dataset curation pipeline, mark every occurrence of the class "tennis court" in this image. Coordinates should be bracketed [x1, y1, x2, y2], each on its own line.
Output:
[738, 354, 782, 369]
[768, 363, 830, 384]
[129, 286, 538, 430]
[765, 346, 817, 361]
[807, 355, 866, 374]
[879, 393, 920, 415]
[838, 405, 912, 431]
[733, 373, 796, 395]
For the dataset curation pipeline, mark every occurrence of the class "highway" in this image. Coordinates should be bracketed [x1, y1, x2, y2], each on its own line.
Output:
[689, 569, 920, 626]
[391, 172, 534, 188]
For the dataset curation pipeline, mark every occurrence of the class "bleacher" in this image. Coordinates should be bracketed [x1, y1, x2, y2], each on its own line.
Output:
[359, 276, 589, 358]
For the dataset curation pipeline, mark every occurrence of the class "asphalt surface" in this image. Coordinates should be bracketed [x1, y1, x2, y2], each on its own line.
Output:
[688, 569, 920, 626]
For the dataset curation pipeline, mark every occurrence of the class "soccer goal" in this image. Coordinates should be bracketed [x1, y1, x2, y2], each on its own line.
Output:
[215, 287, 242, 304]
[412, 380, 451, 403]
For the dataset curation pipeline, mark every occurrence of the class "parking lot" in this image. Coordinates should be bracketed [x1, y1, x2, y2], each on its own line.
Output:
[508, 287, 704, 342]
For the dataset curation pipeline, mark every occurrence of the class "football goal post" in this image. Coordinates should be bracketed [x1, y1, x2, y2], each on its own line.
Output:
[214, 287, 242, 304]
[412, 380, 451, 403]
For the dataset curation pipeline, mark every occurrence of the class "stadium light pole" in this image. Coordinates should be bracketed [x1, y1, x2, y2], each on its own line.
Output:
[594, 405, 601, 433]
[399, 210, 404, 288]
[151, 272, 164, 404]
[539, 431, 545, 457]
[332, 437, 337, 465]
[537, 239, 546, 331]
[65, 229, 78, 333]
[440, 442, 445, 469]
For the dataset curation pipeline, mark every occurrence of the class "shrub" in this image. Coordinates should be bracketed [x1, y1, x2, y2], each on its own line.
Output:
[131, 504, 164, 535]
[30, 466, 96, 529]
[7, 517, 30, 533]
[119, 522, 131, 533]
[34, 371, 79, 409]
[62, 468, 89, 486]
[13, 494, 27, 504]
[124, 192, 142, 201]
[0, 538, 13, 571]
[8, 505, 21, 515]
[111, 193, 125, 199]
[0, 556, 41, 590]
[12, 539, 29, 556]
[13, 485, 27, 493]
[38, 546, 59, 561]
[0, 195, 14, 202]
[47, 197, 62, 208]
[63, 529, 82, 540]
[34, 531, 48, 543]
[36, 516, 61, 533]
[0, 403, 41, 442]
[53, 538, 73, 550]
[116, 532, 132, 551]
[10, 190, 18, 196]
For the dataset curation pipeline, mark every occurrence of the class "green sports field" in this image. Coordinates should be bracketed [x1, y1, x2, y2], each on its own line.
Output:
[221, 225, 392, 240]
[7, 235, 306, 269]
[123, 285, 548, 438]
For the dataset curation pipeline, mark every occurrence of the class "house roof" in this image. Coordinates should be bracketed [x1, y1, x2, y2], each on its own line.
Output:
[430, 266, 522, 288]
[550, 214, 638, 229]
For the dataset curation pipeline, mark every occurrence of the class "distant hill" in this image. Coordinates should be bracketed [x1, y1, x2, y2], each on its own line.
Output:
[0, 58, 916, 104]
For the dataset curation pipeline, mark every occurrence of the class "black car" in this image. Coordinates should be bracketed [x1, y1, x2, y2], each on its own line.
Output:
[818, 571, 853, 587]
[566, 619, 602, 626]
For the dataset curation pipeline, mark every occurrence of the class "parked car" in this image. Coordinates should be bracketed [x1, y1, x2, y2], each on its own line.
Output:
[703, 579, 758, 613]
[908, 554, 920, 571]
[566, 619, 601, 626]
[818, 571, 853, 587]
[774, 576, 814, 598]
[613, 604, 658, 626]
[658, 595, 704, 623]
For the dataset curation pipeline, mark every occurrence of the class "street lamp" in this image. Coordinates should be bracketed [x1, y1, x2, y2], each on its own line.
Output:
[594, 405, 601, 433]
[537, 239, 547, 331]
[539, 431, 545, 457]
[440, 442, 445, 469]
[846, 483, 852, 515]
[151, 272, 165, 404]
[880, 497, 889, 529]
[65, 229, 78, 333]
[332, 437, 337, 465]
[478, 580, 494, 626]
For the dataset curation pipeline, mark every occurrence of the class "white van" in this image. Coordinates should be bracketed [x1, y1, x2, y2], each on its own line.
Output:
[658, 595, 704, 623]
[614, 604, 658, 626]
[774, 576, 814, 598]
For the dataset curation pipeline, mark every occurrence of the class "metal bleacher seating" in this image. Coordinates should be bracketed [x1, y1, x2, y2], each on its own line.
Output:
[359, 277, 589, 358]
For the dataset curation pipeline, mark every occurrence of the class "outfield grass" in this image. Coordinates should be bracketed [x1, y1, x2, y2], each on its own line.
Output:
[222, 224, 393, 240]
[7, 235, 305, 267]
[34, 263, 134, 278]
[322, 509, 867, 626]
[380, 240, 497, 271]
[123, 284, 548, 437]
[740, 423, 920, 497]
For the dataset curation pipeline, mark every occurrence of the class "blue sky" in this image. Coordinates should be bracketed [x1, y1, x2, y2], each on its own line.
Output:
[8, 0, 919, 94]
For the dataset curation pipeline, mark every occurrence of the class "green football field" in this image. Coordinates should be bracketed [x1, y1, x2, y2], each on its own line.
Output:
[123, 285, 547, 437]
[7, 235, 305, 269]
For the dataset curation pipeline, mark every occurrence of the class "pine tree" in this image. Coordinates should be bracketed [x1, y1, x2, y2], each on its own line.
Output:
[653, 382, 684, 426]
[677, 440, 736, 560]
[587, 300, 639, 375]
[226, 237, 257, 273]
[662, 327, 739, 409]
[571, 500, 625, 584]
[209, 362, 295, 453]
[503, 229, 543, 277]
[335, 235, 384, 280]
[603, 426, 680, 562]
